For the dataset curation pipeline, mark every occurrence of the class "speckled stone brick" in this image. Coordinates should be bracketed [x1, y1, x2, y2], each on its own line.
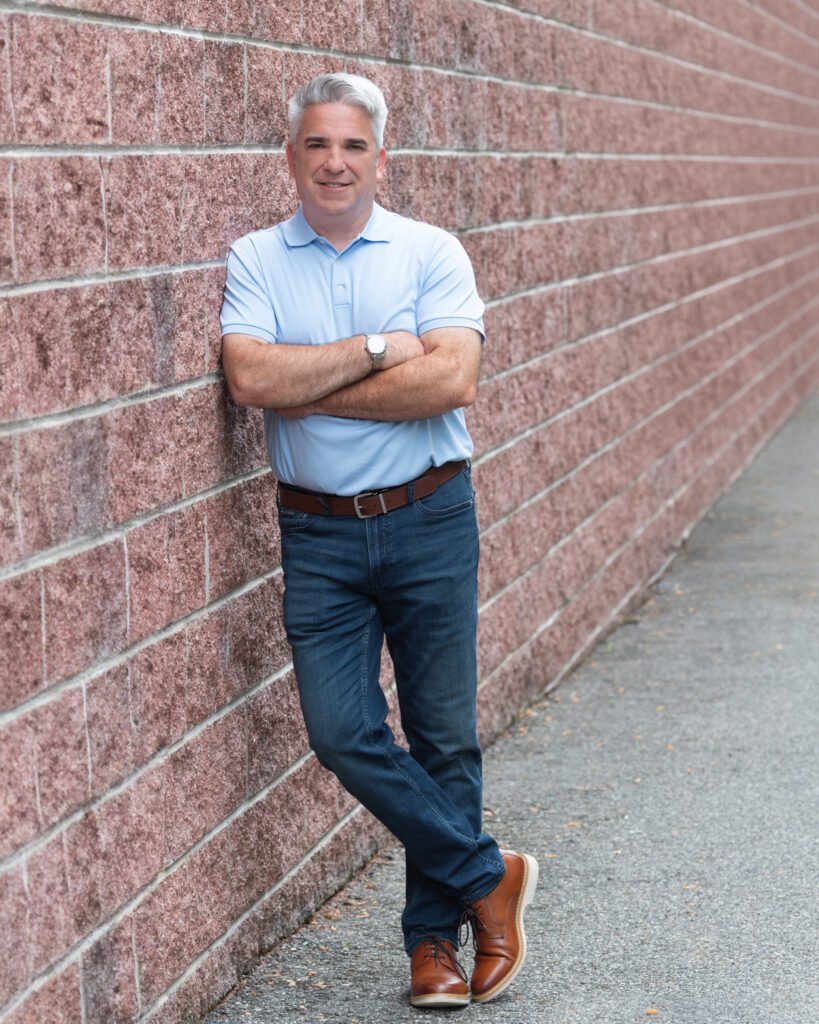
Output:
[86, 664, 134, 796]
[246, 670, 308, 794]
[163, 708, 248, 859]
[129, 631, 187, 764]
[23, 832, 76, 976]
[204, 41, 244, 145]
[0, 715, 39, 858]
[226, 0, 301, 43]
[245, 46, 286, 146]
[88, 766, 166, 913]
[16, 417, 109, 558]
[127, 505, 206, 642]
[0, 571, 43, 712]
[10, 15, 108, 145]
[43, 540, 127, 684]
[205, 473, 279, 601]
[4, 963, 82, 1024]
[12, 157, 106, 282]
[80, 917, 137, 1024]
[28, 686, 89, 830]
[107, 395, 184, 522]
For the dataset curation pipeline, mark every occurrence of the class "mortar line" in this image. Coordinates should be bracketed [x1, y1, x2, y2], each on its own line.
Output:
[476, 267, 819, 541]
[476, 320, 819, 623]
[2, 0, 818, 108]
[477, 346, 819, 697]
[3, 181, 819, 300]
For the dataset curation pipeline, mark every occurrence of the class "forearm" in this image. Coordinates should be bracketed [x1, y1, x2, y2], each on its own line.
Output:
[222, 332, 371, 408]
[311, 348, 477, 422]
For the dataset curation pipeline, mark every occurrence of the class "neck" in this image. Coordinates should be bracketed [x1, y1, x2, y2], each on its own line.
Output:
[302, 203, 375, 252]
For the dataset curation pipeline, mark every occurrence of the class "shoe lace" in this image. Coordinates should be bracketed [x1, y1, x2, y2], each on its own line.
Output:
[458, 906, 487, 952]
[418, 935, 468, 983]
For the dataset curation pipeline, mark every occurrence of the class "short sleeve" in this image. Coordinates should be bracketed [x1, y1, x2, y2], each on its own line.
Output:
[415, 233, 485, 341]
[220, 239, 278, 343]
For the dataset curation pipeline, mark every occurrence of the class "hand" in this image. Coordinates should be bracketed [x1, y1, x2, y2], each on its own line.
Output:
[380, 331, 425, 370]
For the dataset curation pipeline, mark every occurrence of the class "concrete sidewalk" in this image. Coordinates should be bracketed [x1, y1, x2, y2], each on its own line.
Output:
[206, 393, 819, 1024]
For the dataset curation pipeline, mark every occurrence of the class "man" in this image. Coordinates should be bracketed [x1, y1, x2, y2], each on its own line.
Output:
[220, 72, 537, 1007]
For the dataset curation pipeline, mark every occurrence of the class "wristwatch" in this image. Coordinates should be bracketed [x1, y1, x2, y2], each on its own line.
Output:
[365, 333, 387, 369]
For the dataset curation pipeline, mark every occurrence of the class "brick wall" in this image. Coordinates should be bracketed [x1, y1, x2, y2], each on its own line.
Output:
[2, 1, 819, 1021]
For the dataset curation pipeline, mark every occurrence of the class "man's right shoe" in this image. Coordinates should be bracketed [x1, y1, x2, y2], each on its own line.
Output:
[466, 849, 538, 1003]
[409, 936, 470, 1008]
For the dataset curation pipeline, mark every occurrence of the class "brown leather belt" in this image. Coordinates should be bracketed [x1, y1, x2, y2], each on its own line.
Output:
[277, 460, 467, 519]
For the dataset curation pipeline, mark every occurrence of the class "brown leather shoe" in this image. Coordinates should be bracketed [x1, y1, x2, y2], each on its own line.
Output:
[410, 936, 470, 1008]
[466, 849, 538, 1003]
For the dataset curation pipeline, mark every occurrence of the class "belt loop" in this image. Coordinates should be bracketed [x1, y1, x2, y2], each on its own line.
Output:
[407, 479, 414, 503]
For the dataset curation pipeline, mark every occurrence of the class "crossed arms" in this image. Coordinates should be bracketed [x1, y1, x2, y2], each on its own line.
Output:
[221, 327, 482, 421]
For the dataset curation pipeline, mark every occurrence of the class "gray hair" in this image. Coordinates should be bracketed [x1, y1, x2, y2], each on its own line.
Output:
[288, 72, 388, 149]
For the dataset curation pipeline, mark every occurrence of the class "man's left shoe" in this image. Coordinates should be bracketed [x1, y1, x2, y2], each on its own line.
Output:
[409, 936, 470, 1008]
[465, 849, 539, 1004]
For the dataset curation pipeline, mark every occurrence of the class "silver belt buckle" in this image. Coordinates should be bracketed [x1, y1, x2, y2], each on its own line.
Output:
[353, 490, 388, 519]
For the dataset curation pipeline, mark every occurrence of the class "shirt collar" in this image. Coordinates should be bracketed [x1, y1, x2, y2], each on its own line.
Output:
[282, 203, 393, 248]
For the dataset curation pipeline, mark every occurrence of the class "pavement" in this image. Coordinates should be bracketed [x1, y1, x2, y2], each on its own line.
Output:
[206, 392, 819, 1024]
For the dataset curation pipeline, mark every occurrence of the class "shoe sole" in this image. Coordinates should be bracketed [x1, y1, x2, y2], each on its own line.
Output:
[471, 852, 539, 1004]
[410, 992, 470, 1008]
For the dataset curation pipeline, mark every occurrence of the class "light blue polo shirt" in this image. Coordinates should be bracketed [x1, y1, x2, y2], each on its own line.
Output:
[220, 203, 485, 495]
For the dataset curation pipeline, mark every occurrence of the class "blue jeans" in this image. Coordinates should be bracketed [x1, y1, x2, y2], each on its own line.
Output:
[278, 466, 505, 954]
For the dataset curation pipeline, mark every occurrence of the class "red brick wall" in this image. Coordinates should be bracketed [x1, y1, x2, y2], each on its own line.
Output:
[2, 1, 819, 1020]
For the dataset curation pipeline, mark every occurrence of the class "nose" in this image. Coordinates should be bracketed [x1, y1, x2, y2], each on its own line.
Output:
[324, 146, 346, 174]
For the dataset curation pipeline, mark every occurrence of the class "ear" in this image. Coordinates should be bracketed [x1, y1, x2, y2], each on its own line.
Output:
[286, 141, 295, 177]
[375, 146, 387, 183]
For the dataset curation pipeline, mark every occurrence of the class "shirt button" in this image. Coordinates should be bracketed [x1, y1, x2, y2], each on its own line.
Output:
[336, 284, 345, 292]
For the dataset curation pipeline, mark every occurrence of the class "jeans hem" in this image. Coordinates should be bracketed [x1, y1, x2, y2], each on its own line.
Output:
[458, 864, 505, 907]
[405, 931, 460, 957]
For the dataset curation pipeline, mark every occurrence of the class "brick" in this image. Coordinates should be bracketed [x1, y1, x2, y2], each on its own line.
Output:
[225, 0, 301, 43]
[163, 708, 248, 860]
[183, 574, 289, 727]
[10, 15, 107, 145]
[104, 152, 297, 271]
[108, 28, 160, 145]
[107, 395, 183, 522]
[0, 156, 13, 286]
[0, 866, 29, 1006]
[300, 0, 361, 51]
[86, 664, 134, 796]
[4, 963, 82, 1024]
[68, 766, 165, 921]
[0, 436, 20, 565]
[246, 670, 308, 794]
[129, 631, 187, 763]
[245, 47, 286, 146]
[28, 686, 90, 830]
[23, 832, 75, 976]
[0, 572, 43, 712]
[43, 540, 127, 684]
[0, 716, 39, 858]
[178, 384, 267, 497]
[134, 755, 351, 1003]
[156, 33, 206, 145]
[205, 474, 279, 601]
[12, 157, 106, 283]
[16, 417, 109, 557]
[127, 504, 206, 642]
[0, 17, 13, 144]
[81, 916, 138, 1024]
[201, 41, 244, 145]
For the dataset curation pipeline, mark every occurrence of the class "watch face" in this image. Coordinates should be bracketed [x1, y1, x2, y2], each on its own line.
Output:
[368, 334, 387, 356]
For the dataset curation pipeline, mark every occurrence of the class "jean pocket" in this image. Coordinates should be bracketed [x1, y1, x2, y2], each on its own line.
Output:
[415, 469, 475, 519]
[277, 506, 319, 533]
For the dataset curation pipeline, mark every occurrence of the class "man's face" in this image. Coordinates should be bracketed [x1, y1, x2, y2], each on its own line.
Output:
[286, 102, 386, 234]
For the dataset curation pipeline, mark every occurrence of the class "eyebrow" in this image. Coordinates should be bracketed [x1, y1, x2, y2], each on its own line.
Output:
[303, 135, 370, 146]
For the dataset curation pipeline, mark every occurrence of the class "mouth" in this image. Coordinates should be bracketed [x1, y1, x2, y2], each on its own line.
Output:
[318, 182, 351, 190]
